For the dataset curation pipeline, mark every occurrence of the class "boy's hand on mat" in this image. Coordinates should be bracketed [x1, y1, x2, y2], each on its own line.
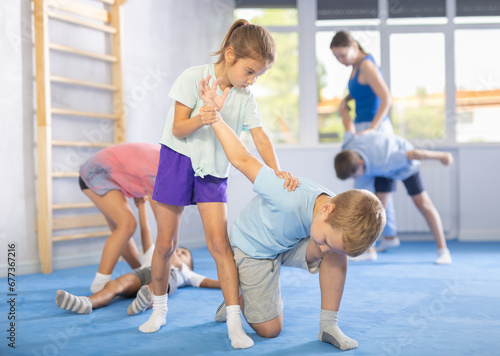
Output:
[200, 106, 220, 126]
[199, 75, 230, 111]
[275, 170, 300, 191]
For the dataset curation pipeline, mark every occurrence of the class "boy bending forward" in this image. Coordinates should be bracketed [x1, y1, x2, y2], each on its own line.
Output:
[198, 79, 386, 351]
[334, 112, 453, 264]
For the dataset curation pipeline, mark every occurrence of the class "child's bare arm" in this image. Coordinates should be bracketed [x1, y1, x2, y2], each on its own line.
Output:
[197, 78, 263, 183]
[207, 112, 263, 184]
[199, 78, 298, 188]
[339, 101, 355, 134]
[406, 149, 453, 165]
[199, 278, 221, 289]
[134, 197, 153, 253]
[249, 127, 280, 172]
[250, 127, 300, 191]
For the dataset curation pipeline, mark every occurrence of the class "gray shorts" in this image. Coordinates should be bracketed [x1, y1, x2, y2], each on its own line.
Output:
[130, 267, 178, 297]
[234, 237, 321, 324]
[131, 267, 152, 285]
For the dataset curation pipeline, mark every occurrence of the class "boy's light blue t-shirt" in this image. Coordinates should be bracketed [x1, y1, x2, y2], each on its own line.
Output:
[230, 166, 335, 259]
[342, 131, 420, 180]
[159, 64, 262, 178]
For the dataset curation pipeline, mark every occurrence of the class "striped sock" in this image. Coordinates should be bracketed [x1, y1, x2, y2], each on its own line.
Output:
[55, 290, 92, 314]
[127, 285, 152, 316]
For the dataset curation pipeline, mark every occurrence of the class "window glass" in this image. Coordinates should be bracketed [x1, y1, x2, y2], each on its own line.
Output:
[455, 29, 500, 143]
[234, 8, 298, 26]
[317, 0, 378, 20]
[456, 0, 500, 17]
[388, 0, 446, 18]
[251, 32, 299, 144]
[234, 9, 299, 144]
[389, 33, 446, 140]
[316, 31, 380, 143]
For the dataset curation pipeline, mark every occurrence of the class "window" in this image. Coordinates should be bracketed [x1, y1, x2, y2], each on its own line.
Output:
[455, 29, 500, 143]
[388, 0, 446, 19]
[317, 0, 378, 21]
[389, 33, 446, 140]
[316, 31, 380, 143]
[234, 8, 299, 144]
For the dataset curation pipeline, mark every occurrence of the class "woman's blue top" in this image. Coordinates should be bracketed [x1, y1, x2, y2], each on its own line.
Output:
[348, 54, 388, 124]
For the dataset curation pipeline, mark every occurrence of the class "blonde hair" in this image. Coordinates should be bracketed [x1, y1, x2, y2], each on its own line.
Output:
[213, 19, 277, 66]
[327, 189, 386, 257]
[334, 150, 362, 180]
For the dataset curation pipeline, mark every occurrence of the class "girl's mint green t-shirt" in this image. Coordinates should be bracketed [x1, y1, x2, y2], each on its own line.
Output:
[159, 63, 262, 178]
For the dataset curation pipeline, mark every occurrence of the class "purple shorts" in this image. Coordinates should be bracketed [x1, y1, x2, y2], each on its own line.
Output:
[153, 145, 228, 206]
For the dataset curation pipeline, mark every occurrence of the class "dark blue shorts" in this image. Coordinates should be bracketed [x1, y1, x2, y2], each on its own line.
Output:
[79, 176, 89, 190]
[153, 145, 228, 206]
[374, 172, 424, 196]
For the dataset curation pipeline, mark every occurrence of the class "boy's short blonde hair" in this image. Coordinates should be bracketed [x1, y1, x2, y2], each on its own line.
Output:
[334, 150, 362, 180]
[327, 189, 386, 257]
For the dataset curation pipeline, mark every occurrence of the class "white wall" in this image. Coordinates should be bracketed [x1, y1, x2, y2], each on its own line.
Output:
[0, 0, 38, 276]
[457, 147, 500, 241]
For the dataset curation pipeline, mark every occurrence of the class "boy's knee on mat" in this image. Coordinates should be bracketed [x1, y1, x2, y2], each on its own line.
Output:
[251, 321, 282, 338]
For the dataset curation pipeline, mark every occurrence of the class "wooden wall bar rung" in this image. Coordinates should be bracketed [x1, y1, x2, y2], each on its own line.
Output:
[52, 230, 111, 242]
[47, 0, 110, 23]
[52, 171, 79, 178]
[52, 107, 118, 120]
[49, 43, 117, 63]
[51, 75, 118, 91]
[97, 0, 116, 5]
[47, 10, 116, 34]
[52, 140, 114, 148]
[53, 202, 96, 210]
[53, 214, 108, 230]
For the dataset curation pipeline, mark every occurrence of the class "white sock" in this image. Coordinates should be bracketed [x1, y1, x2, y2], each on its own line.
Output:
[226, 305, 254, 349]
[436, 248, 452, 265]
[90, 272, 111, 293]
[128, 285, 152, 316]
[55, 290, 92, 314]
[348, 250, 377, 262]
[139, 294, 167, 333]
[376, 236, 400, 252]
[141, 244, 155, 269]
[319, 310, 358, 351]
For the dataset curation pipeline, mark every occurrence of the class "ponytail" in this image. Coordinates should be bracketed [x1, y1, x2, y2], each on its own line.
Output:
[213, 19, 277, 66]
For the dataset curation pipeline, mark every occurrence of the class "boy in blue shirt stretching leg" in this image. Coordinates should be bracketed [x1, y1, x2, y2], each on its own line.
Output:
[199, 78, 386, 351]
[334, 110, 453, 264]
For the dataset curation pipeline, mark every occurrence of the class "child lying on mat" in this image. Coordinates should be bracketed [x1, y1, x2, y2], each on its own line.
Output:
[198, 78, 386, 351]
[334, 105, 453, 264]
[55, 246, 220, 315]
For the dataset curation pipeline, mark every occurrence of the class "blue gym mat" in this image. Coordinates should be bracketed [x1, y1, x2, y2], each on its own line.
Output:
[1, 240, 499, 355]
